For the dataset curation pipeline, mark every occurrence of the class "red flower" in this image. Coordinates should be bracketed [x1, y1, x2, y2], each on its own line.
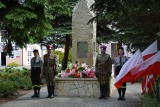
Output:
[74, 73, 80, 78]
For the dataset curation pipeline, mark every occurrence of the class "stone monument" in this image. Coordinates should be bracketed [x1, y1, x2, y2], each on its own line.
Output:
[72, 0, 96, 67]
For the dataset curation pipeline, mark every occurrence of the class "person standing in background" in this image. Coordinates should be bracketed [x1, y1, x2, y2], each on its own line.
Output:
[95, 45, 112, 100]
[42, 45, 58, 99]
[30, 49, 43, 98]
[114, 47, 128, 101]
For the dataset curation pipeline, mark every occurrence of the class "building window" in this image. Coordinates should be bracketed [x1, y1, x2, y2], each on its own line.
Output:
[28, 51, 32, 64]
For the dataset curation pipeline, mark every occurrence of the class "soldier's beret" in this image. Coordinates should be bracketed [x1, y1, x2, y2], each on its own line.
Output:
[33, 49, 38, 52]
[100, 45, 107, 49]
[47, 45, 53, 50]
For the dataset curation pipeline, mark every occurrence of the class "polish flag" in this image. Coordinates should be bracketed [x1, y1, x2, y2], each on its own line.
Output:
[141, 40, 158, 94]
[131, 51, 160, 81]
[114, 49, 143, 89]
[130, 40, 158, 80]
[142, 40, 157, 60]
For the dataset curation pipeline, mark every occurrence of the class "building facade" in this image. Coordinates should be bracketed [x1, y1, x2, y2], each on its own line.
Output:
[99, 42, 133, 59]
[0, 30, 47, 66]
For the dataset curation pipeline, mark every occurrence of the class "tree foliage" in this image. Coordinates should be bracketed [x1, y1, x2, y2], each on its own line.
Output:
[0, 0, 70, 49]
[41, 0, 77, 46]
[92, 0, 160, 50]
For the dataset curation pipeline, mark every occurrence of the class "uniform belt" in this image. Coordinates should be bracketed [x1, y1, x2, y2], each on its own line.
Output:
[32, 67, 40, 68]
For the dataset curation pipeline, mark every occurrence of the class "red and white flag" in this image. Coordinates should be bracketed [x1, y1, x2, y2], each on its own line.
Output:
[114, 49, 143, 89]
[131, 51, 160, 81]
[142, 40, 157, 60]
[130, 40, 158, 80]
[141, 40, 158, 94]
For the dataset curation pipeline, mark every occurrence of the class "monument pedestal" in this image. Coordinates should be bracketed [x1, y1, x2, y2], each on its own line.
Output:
[54, 77, 116, 97]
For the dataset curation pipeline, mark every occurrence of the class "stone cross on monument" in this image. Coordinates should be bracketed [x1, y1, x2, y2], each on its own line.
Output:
[72, 0, 96, 67]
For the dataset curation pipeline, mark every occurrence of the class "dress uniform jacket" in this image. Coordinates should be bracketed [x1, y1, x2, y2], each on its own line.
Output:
[96, 54, 112, 85]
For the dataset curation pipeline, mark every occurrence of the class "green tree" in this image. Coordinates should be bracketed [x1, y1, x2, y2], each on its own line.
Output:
[41, 0, 77, 70]
[0, 0, 70, 52]
[91, 0, 160, 51]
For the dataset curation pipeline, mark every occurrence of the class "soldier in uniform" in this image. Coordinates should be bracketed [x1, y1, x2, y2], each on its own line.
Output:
[95, 45, 112, 100]
[30, 49, 43, 98]
[114, 47, 128, 101]
[42, 45, 58, 98]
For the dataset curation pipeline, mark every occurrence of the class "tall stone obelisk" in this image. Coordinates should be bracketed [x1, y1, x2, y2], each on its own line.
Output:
[72, 0, 96, 67]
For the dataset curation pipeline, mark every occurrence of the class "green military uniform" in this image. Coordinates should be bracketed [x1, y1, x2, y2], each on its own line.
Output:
[43, 53, 57, 98]
[96, 54, 112, 99]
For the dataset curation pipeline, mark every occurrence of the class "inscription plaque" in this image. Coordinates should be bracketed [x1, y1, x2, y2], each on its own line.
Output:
[77, 42, 88, 58]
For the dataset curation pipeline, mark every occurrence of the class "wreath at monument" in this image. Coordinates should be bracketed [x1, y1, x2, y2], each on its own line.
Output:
[58, 63, 96, 78]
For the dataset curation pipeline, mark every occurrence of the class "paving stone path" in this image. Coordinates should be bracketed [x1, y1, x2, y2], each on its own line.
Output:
[0, 83, 142, 107]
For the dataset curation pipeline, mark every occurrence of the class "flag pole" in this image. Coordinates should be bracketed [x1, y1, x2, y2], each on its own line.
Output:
[155, 76, 159, 99]
[143, 76, 148, 94]
[147, 74, 156, 97]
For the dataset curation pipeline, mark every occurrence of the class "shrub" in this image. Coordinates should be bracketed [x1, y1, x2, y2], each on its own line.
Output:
[53, 50, 72, 64]
[0, 67, 32, 97]
[7, 62, 18, 67]
[18, 76, 32, 89]
[53, 51, 64, 64]
[142, 94, 160, 107]
[0, 80, 19, 97]
[57, 64, 62, 73]
[68, 50, 72, 62]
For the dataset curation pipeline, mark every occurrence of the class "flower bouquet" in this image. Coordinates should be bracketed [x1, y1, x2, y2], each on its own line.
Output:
[60, 62, 96, 78]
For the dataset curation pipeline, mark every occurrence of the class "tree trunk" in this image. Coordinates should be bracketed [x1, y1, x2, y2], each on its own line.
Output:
[61, 35, 70, 70]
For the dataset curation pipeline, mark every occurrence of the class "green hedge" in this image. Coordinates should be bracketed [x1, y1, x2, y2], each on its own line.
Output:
[0, 67, 32, 97]
[0, 80, 19, 97]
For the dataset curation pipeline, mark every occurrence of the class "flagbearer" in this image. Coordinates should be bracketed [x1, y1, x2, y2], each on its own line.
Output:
[95, 45, 112, 100]
[114, 47, 128, 101]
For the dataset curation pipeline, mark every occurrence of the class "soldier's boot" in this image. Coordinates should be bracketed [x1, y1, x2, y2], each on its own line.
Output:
[46, 85, 51, 98]
[36, 87, 41, 98]
[104, 85, 108, 100]
[99, 94, 104, 99]
[50, 85, 55, 99]
[99, 85, 104, 99]
[121, 88, 126, 101]
[31, 87, 37, 98]
[117, 88, 122, 100]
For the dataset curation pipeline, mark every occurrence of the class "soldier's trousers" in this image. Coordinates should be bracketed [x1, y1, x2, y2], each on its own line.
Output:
[100, 84, 109, 98]
[45, 73, 55, 85]
[45, 73, 55, 97]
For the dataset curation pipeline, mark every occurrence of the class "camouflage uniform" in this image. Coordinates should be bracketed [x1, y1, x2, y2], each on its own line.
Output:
[95, 54, 112, 99]
[43, 54, 57, 98]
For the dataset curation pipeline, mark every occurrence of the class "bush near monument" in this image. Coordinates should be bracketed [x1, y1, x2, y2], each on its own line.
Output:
[0, 67, 32, 98]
